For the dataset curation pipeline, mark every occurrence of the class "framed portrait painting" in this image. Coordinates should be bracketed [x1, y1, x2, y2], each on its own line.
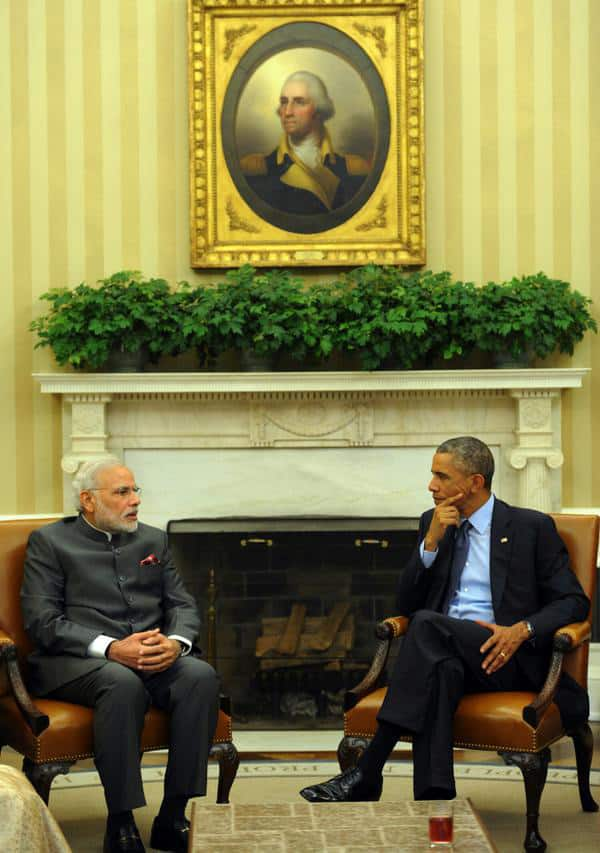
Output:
[188, 0, 424, 268]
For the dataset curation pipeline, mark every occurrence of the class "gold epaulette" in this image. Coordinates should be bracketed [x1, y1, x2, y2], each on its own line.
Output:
[240, 154, 268, 176]
[345, 154, 371, 176]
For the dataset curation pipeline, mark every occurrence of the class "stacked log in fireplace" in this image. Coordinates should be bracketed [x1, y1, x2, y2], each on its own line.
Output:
[255, 601, 364, 720]
[167, 517, 418, 727]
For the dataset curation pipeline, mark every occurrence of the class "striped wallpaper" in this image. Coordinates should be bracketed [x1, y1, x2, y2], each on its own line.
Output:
[1, 0, 598, 512]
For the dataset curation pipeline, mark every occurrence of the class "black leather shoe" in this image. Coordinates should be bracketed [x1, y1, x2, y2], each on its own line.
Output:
[149, 816, 190, 852]
[103, 822, 145, 853]
[300, 767, 383, 803]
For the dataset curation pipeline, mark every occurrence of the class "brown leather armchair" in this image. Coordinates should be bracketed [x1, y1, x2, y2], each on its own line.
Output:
[0, 518, 239, 804]
[338, 513, 599, 852]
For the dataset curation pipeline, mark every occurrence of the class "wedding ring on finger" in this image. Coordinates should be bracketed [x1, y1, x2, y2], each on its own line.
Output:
[499, 651, 507, 659]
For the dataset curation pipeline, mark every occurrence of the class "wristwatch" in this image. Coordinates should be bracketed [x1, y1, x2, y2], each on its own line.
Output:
[525, 621, 535, 639]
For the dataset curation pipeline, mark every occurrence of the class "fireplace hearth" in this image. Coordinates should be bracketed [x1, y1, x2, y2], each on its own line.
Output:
[168, 516, 418, 728]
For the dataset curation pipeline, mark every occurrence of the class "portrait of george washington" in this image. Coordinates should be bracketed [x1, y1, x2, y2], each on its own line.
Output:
[240, 70, 372, 217]
[221, 24, 390, 234]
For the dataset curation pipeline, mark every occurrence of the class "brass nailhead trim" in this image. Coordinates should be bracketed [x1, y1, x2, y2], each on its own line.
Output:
[344, 728, 563, 754]
[32, 738, 233, 763]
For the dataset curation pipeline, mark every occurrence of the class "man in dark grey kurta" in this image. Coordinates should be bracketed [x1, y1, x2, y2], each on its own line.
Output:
[21, 459, 218, 853]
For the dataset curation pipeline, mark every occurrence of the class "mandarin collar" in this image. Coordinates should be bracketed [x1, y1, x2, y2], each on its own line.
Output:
[77, 513, 124, 547]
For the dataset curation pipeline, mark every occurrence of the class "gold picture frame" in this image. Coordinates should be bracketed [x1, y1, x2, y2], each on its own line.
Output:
[188, 0, 424, 268]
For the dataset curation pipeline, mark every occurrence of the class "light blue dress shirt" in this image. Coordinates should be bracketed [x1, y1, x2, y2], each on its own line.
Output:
[420, 494, 496, 623]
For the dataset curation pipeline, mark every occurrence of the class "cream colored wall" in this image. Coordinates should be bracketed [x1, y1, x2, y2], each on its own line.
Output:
[1, 0, 599, 513]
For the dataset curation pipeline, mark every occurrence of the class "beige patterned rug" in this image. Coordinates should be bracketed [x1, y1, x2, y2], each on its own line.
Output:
[189, 800, 496, 852]
[1, 748, 599, 851]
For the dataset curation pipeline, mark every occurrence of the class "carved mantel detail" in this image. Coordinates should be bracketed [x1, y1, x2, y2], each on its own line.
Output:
[62, 394, 112, 474]
[35, 369, 589, 517]
[506, 390, 564, 513]
[249, 399, 374, 447]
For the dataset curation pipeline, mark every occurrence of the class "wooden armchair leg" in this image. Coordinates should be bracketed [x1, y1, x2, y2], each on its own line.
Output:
[337, 735, 371, 772]
[210, 741, 239, 804]
[500, 748, 551, 853]
[22, 757, 76, 805]
[568, 722, 599, 812]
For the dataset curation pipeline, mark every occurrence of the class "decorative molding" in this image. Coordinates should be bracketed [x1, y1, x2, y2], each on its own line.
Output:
[34, 368, 589, 396]
[508, 448, 564, 470]
[225, 199, 260, 233]
[352, 23, 388, 58]
[223, 24, 256, 61]
[34, 368, 588, 518]
[507, 389, 567, 512]
[248, 400, 375, 447]
[355, 197, 388, 231]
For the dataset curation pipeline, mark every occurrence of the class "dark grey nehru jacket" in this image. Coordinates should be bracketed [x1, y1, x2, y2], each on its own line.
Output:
[21, 515, 200, 696]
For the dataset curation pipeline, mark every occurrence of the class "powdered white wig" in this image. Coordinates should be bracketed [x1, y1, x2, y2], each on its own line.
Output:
[72, 456, 123, 511]
[279, 71, 335, 122]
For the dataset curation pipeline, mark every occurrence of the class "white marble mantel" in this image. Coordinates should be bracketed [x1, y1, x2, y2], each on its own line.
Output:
[35, 368, 589, 525]
[34, 367, 588, 395]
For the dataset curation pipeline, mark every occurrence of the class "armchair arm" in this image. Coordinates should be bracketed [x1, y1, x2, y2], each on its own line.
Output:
[0, 630, 49, 736]
[344, 616, 409, 711]
[522, 620, 591, 729]
[0, 628, 20, 650]
[376, 616, 410, 641]
[553, 620, 591, 650]
[0, 628, 16, 695]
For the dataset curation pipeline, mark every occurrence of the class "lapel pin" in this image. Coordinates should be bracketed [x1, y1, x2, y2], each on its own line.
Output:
[500, 537, 508, 543]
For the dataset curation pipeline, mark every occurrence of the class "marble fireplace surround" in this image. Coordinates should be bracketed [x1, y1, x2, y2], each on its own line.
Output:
[34, 368, 589, 526]
[34, 367, 600, 720]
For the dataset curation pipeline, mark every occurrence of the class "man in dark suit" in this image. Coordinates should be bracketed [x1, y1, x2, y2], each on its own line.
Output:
[21, 458, 219, 853]
[300, 436, 589, 803]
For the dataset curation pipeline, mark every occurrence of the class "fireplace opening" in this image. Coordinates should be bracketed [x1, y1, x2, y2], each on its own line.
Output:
[168, 517, 418, 729]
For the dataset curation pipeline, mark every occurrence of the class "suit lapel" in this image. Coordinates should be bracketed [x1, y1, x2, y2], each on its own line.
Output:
[490, 499, 513, 612]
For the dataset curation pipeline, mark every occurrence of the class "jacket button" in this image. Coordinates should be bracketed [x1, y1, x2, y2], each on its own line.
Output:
[128, 595, 134, 603]
[114, 548, 121, 555]
[119, 575, 126, 582]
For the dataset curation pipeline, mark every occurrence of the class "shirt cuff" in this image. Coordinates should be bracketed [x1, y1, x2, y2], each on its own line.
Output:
[419, 540, 438, 568]
[168, 634, 192, 656]
[88, 634, 117, 659]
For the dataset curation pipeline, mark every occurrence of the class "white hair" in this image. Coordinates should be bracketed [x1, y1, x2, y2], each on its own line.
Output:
[279, 71, 335, 122]
[72, 456, 123, 511]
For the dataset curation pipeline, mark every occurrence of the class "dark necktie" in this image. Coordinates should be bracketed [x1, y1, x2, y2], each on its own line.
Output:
[442, 520, 472, 614]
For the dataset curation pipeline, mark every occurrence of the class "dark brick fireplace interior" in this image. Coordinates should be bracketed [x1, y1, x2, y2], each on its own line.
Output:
[168, 517, 419, 729]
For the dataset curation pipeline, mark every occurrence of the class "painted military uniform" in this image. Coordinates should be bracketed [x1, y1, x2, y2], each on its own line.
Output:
[241, 131, 370, 215]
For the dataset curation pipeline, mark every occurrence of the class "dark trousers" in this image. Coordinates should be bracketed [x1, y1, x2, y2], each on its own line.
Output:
[377, 610, 545, 799]
[50, 656, 219, 813]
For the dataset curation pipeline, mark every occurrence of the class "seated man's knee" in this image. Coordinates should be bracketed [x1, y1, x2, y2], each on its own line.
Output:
[407, 609, 453, 641]
[409, 609, 441, 630]
[97, 663, 149, 708]
[178, 657, 220, 699]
